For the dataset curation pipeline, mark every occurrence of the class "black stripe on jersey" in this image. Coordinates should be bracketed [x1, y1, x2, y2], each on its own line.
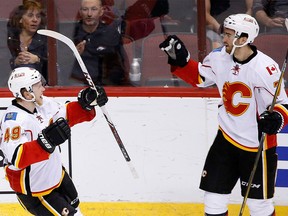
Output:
[12, 99, 35, 114]
[283, 104, 288, 110]
[25, 166, 31, 195]
[11, 145, 21, 166]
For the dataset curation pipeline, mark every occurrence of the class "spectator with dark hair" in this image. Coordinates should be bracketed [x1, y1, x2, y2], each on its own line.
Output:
[253, 0, 288, 33]
[71, 0, 130, 86]
[7, 0, 48, 81]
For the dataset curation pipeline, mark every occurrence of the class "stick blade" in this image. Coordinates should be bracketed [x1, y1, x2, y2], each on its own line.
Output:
[37, 29, 72, 45]
[127, 161, 139, 179]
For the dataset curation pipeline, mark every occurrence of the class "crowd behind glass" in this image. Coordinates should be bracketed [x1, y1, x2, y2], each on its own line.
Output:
[0, 0, 287, 88]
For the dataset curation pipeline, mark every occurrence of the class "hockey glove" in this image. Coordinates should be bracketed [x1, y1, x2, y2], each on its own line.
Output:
[78, 87, 97, 111]
[159, 35, 190, 67]
[96, 86, 108, 107]
[37, 117, 71, 153]
[258, 111, 284, 135]
[78, 86, 108, 110]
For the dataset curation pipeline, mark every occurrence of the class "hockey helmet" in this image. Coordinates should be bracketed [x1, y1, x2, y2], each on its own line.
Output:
[8, 67, 44, 101]
[223, 13, 259, 44]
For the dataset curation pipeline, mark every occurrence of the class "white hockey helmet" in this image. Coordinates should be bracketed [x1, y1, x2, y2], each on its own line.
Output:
[224, 14, 259, 43]
[8, 67, 44, 101]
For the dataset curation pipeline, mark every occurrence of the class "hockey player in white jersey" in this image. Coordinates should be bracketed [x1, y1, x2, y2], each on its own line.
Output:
[160, 14, 288, 216]
[0, 67, 108, 215]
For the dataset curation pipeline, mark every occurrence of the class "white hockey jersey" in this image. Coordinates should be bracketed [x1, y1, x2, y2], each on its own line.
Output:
[172, 46, 288, 150]
[0, 96, 96, 196]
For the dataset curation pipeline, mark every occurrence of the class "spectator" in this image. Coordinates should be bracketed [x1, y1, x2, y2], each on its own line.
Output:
[101, 0, 122, 25]
[253, 0, 288, 33]
[121, 0, 169, 41]
[0, 67, 108, 215]
[7, 0, 48, 81]
[204, 0, 253, 48]
[71, 0, 130, 86]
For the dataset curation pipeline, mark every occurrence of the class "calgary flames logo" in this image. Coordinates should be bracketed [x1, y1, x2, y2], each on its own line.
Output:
[36, 114, 44, 123]
[222, 82, 252, 116]
[231, 64, 240, 75]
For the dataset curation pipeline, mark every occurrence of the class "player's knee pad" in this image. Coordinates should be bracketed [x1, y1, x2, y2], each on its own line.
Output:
[247, 198, 274, 216]
[204, 192, 229, 215]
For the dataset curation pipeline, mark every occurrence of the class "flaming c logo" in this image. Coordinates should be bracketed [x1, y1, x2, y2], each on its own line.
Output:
[222, 82, 252, 116]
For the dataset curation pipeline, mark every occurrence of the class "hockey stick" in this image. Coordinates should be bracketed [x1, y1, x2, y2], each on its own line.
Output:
[159, 16, 180, 87]
[38, 29, 138, 179]
[239, 49, 288, 216]
[68, 136, 72, 178]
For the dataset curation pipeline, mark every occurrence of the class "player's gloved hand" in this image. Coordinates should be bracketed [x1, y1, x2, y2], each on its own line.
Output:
[258, 111, 284, 135]
[37, 117, 71, 153]
[78, 87, 108, 110]
[78, 87, 97, 111]
[95, 86, 108, 107]
[159, 35, 190, 67]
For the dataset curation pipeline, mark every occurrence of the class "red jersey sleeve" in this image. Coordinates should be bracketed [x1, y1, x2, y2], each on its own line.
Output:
[66, 101, 96, 127]
[171, 59, 202, 87]
[13, 140, 50, 169]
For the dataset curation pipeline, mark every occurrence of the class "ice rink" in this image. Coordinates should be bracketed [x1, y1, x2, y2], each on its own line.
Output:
[1, 96, 288, 215]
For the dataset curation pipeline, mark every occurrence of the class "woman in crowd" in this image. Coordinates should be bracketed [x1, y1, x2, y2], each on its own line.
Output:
[7, 0, 48, 81]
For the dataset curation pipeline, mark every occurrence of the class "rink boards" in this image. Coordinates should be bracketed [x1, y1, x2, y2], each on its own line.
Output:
[0, 96, 288, 215]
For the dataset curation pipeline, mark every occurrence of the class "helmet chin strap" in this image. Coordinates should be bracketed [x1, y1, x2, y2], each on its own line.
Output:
[230, 37, 249, 56]
[20, 92, 36, 103]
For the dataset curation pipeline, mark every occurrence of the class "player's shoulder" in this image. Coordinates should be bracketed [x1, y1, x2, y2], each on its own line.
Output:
[252, 50, 280, 73]
[36, 96, 64, 117]
[255, 49, 276, 63]
[37, 96, 60, 110]
[209, 46, 229, 57]
[207, 46, 229, 62]
[1, 105, 28, 127]
[41, 96, 54, 105]
[211, 46, 224, 53]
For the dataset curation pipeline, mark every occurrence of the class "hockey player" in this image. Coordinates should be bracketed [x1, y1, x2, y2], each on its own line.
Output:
[159, 14, 288, 216]
[0, 67, 108, 215]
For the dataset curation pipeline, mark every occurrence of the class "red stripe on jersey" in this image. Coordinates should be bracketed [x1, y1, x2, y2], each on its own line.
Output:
[171, 59, 201, 87]
[66, 101, 96, 127]
[5, 166, 27, 194]
[220, 126, 277, 151]
[16, 140, 50, 169]
[273, 104, 288, 128]
[220, 127, 259, 152]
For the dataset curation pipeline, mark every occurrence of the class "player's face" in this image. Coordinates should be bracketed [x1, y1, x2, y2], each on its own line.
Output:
[20, 8, 41, 34]
[222, 28, 236, 54]
[80, 0, 104, 26]
[32, 81, 45, 105]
